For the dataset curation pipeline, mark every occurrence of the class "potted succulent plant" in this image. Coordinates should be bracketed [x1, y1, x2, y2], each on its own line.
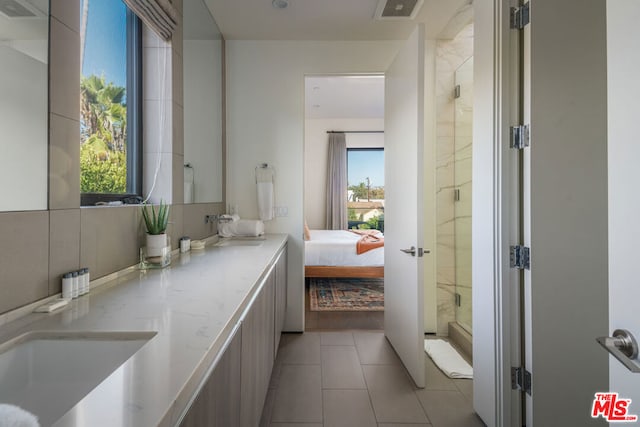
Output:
[141, 200, 170, 257]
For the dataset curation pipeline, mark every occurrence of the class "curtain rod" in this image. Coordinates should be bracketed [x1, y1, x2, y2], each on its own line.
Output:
[326, 130, 384, 134]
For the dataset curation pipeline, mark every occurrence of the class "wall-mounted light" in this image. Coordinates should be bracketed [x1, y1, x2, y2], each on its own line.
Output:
[272, 0, 289, 9]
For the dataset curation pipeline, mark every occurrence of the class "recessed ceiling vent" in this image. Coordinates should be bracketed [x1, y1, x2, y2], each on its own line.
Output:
[0, 0, 45, 19]
[374, 0, 424, 20]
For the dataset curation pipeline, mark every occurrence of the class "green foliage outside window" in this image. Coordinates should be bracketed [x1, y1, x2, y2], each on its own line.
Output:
[80, 74, 128, 193]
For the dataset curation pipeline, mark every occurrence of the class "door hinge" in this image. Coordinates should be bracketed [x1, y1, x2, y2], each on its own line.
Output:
[454, 84, 461, 99]
[454, 188, 460, 202]
[511, 367, 532, 395]
[455, 293, 461, 307]
[510, 2, 530, 30]
[510, 124, 530, 149]
[510, 245, 531, 270]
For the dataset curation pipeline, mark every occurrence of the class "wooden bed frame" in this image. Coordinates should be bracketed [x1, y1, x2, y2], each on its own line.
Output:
[305, 266, 384, 278]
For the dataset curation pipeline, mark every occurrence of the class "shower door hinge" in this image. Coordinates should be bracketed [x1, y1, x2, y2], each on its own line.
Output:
[510, 245, 531, 270]
[454, 85, 461, 99]
[510, 2, 530, 30]
[511, 367, 532, 395]
[455, 293, 461, 307]
[454, 188, 460, 202]
[510, 124, 530, 149]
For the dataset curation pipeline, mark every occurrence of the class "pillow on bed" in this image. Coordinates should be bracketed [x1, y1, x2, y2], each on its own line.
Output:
[304, 220, 311, 241]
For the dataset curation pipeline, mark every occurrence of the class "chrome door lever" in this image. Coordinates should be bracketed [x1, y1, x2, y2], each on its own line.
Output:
[400, 246, 416, 256]
[596, 329, 640, 373]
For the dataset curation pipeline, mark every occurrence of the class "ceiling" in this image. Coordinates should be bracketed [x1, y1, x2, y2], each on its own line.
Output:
[305, 75, 384, 119]
[204, 0, 472, 41]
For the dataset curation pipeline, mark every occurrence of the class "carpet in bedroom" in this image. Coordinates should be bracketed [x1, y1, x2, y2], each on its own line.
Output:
[309, 278, 384, 312]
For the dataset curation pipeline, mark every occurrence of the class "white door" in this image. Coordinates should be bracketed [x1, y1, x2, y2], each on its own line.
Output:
[384, 24, 426, 388]
[606, 0, 640, 412]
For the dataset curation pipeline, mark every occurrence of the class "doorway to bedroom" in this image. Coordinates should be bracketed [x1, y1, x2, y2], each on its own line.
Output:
[303, 74, 385, 330]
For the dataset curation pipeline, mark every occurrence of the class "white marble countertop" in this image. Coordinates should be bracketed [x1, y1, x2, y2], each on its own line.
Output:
[0, 234, 288, 427]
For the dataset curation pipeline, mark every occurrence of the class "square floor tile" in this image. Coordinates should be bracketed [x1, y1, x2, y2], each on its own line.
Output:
[271, 365, 322, 423]
[321, 346, 366, 389]
[362, 365, 429, 424]
[323, 389, 377, 427]
[378, 424, 431, 427]
[278, 333, 321, 365]
[415, 390, 485, 427]
[321, 331, 355, 346]
[424, 354, 458, 391]
[354, 332, 401, 365]
[453, 378, 474, 403]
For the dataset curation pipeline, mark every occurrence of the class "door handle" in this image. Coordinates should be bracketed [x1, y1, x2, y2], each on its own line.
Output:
[400, 246, 416, 256]
[596, 329, 640, 373]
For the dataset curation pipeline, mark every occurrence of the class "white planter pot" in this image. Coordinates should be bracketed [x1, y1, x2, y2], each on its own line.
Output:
[146, 233, 167, 257]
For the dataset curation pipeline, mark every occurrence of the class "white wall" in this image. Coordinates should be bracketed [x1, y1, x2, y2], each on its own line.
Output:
[226, 40, 400, 331]
[0, 46, 47, 211]
[304, 118, 384, 229]
[184, 40, 223, 203]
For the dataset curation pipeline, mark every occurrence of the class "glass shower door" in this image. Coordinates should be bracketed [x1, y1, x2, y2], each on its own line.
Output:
[454, 57, 473, 334]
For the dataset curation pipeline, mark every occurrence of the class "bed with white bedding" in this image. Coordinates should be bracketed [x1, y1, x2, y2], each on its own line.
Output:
[304, 229, 384, 278]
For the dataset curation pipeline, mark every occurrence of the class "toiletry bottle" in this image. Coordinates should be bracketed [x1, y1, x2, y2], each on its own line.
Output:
[180, 236, 191, 253]
[78, 269, 86, 295]
[71, 271, 79, 298]
[84, 268, 91, 294]
[62, 273, 73, 300]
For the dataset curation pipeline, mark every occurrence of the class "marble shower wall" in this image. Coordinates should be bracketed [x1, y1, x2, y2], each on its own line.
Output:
[435, 23, 473, 336]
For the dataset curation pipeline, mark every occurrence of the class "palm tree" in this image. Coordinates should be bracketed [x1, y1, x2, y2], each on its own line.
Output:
[81, 75, 127, 153]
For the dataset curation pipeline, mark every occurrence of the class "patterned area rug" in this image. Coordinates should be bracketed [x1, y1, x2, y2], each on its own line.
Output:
[309, 278, 384, 312]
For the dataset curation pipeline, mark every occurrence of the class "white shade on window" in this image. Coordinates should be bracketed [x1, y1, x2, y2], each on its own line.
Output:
[122, 0, 178, 41]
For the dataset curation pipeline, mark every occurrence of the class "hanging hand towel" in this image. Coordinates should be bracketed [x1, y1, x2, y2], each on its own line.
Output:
[256, 165, 274, 221]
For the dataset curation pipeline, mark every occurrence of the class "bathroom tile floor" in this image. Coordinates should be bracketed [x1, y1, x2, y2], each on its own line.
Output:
[260, 331, 486, 427]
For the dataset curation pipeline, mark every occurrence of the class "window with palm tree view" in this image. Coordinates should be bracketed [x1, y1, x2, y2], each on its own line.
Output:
[347, 148, 384, 231]
[80, 0, 141, 202]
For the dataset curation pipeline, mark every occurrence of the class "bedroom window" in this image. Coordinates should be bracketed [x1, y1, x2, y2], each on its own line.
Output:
[347, 148, 384, 231]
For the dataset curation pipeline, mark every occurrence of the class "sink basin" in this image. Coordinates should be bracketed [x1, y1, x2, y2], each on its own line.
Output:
[215, 238, 265, 247]
[0, 330, 156, 426]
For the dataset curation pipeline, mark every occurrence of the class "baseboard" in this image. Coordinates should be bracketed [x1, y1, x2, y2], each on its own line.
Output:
[448, 322, 473, 364]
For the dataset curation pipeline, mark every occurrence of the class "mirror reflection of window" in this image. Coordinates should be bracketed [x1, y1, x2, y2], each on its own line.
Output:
[0, 0, 49, 211]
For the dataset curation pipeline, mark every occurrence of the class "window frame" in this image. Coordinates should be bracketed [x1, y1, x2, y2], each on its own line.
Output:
[81, 9, 143, 206]
[346, 147, 385, 230]
[346, 147, 385, 192]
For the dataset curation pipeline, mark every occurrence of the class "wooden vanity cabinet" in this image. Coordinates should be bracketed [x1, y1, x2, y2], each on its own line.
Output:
[179, 244, 287, 427]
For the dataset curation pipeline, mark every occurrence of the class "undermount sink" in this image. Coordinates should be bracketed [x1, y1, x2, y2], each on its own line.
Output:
[215, 238, 265, 247]
[0, 330, 156, 426]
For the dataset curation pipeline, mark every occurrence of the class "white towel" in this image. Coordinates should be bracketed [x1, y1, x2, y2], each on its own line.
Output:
[184, 182, 194, 204]
[219, 214, 240, 222]
[257, 181, 274, 221]
[424, 339, 473, 379]
[218, 219, 264, 237]
[0, 404, 40, 427]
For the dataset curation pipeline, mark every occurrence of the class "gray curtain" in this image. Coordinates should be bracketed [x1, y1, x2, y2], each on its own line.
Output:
[326, 133, 348, 230]
[123, 0, 178, 41]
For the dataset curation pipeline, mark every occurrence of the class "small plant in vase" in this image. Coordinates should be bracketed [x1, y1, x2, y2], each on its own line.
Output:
[141, 201, 170, 259]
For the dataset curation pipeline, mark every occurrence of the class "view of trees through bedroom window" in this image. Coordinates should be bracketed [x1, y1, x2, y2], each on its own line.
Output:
[347, 148, 384, 232]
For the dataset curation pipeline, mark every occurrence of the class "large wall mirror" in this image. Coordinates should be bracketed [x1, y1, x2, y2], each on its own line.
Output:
[183, 0, 223, 204]
[0, 0, 49, 211]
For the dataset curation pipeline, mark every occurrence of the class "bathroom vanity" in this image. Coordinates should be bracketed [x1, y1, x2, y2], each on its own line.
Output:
[0, 234, 288, 427]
